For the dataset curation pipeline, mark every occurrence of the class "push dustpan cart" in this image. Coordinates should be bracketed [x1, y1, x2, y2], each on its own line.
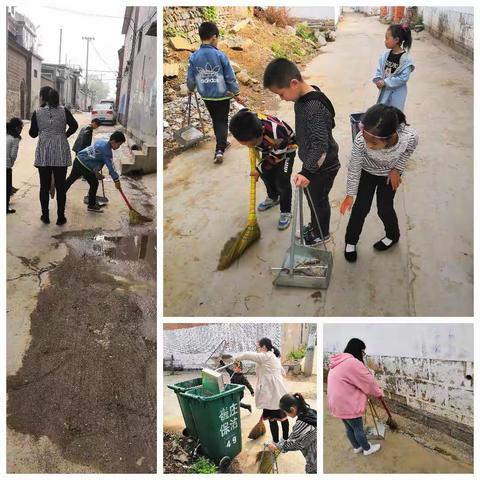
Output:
[173, 92, 206, 148]
[273, 186, 333, 289]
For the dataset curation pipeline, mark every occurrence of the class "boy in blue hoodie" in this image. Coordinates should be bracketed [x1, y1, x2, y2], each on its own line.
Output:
[187, 21, 246, 164]
[65, 131, 125, 213]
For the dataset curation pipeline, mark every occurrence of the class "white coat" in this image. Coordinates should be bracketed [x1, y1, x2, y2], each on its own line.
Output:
[235, 350, 288, 410]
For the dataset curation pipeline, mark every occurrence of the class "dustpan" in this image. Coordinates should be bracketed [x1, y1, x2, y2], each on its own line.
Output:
[273, 186, 333, 289]
[173, 92, 205, 148]
[365, 399, 386, 439]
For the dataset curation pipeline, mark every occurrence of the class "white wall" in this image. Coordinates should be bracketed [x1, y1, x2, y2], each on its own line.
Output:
[289, 6, 342, 24]
[323, 323, 473, 361]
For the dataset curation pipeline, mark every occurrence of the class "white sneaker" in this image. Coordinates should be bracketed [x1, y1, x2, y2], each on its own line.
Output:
[363, 443, 381, 456]
[353, 447, 363, 454]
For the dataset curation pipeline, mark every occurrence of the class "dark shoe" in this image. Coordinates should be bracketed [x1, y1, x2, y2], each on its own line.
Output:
[304, 231, 330, 246]
[56, 216, 67, 226]
[373, 238, 398, 251]
[40, 214, 50, 224]
[214, 150, 224, 164]
[344, 245, 357, 262]
[247, 405, 252, 414]
[7, 208, 16, 214]
[11, 187, 18, 195]
[88, 204, 103, 213]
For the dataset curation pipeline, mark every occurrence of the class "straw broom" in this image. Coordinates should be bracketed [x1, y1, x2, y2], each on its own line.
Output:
[248, 414, 266, 439]
[380, 398, 399, 431]
[217, 148, 260, 270]
[119, 189, 153, 225]
[255, 448, 280, 473]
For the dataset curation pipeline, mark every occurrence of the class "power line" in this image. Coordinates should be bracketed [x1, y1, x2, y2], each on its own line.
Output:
[90, 41, 118, 73]
[45, 6, 123, 19]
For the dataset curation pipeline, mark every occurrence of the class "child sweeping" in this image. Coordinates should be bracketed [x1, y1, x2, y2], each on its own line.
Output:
[340, 104, 419, 262]
[229, 108, 296, 230]
[235, 337, 289, 443]
[266, 393, 317, 474]
[219, 359, 254, 413]
[6, 118, 23, 214]
[327, 338, 384, 456]
[374, 23, 414, 112]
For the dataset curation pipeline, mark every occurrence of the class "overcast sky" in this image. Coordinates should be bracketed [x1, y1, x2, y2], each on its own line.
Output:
[19, 4, 127, 97]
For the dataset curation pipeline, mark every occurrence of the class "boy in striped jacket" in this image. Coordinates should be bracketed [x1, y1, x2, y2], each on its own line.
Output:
[229, 108, 296, 230]
[263, 58, 340, 245]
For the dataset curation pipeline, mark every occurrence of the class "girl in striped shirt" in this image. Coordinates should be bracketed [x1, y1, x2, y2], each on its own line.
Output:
[340, 104, 418, 262]
[267, 393, 317, 474]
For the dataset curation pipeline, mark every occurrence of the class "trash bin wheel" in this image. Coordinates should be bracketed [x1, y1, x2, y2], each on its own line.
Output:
[182, 428, 189, 437]
[219, 456, 231, 472]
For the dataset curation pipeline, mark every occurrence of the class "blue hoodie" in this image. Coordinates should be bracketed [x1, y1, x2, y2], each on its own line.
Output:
[186, 44, 240, 101]
[373, 50, 415, 112]
[77, 139, 120, 182]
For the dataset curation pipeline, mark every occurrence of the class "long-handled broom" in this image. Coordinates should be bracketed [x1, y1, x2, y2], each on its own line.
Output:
[248, 414, 266, 439]
[119, 188, 153, 225]
[217, 148, 260, 270]
[380, 397, 399, 431]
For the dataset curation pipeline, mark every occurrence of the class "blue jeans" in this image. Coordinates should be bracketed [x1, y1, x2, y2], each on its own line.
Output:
[342, 417, 370, 451]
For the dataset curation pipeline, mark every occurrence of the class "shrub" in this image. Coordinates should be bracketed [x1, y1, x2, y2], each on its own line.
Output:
[288, 346, 306, 361]
[260, 7, 295, 28]
[271, 42, 288, 59]
[189, 457, 218, 474]
[296, 23, 316, 42]
[203, 6, 218, 23]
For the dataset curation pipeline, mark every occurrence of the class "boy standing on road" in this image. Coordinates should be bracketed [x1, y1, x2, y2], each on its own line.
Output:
[72, 118, 101, 154]
[263, 58, 340, 245]
[65, 131, 125, 213]
[187, 21, 246, 165]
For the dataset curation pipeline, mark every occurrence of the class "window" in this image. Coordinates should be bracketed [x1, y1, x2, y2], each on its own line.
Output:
[137, 30, 142, 53]
[34, 69, 38, 78]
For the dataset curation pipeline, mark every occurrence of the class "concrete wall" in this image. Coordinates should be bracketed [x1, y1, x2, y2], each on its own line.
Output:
[30, 55, 42, 113]
[163, 323, 282, 369]
[418, 6, 473, 59]
[289, 6, 342, 24]
[7, 44, 28, 119]
[324, 324, 474, 429]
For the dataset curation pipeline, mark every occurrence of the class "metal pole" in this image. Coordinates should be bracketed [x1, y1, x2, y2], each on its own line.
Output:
[124, 11, 137, 128]
[58, 28, 62, 64]
[82, 36, 95, 110]
[303, 324, 316, 377]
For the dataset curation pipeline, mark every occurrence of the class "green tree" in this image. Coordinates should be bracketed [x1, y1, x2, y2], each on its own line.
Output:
[83, 75, 110, 104]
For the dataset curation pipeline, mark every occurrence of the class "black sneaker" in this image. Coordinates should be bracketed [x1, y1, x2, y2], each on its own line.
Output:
[304, 230, 330, 246]
[56, 216, 67, 226]
[214, 150, 224, 164]
[7, 208, 16, 214]
[296, 223, 314, 240]
[88, 204, 103, 213]
[40, 214, 50, 224]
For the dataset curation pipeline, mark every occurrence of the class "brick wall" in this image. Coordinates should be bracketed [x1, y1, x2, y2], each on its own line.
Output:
[7, 45, 28, 119]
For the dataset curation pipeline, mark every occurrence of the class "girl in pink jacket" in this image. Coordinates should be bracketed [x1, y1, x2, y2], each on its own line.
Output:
[327, 338, 384, 456]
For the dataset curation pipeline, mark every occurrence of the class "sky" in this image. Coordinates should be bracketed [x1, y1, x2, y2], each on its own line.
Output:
[19, 4, 127, 97]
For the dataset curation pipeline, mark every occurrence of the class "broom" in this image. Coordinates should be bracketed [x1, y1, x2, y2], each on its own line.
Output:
[248, 414, 266, 439]
[380, 397, 399, 431]
[255, 447, 280, 473]
[119, 189, 153, 225]
[217, 148, 261, 270]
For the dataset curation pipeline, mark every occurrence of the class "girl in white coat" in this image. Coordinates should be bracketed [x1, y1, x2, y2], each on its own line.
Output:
[235, 337, 289, 442]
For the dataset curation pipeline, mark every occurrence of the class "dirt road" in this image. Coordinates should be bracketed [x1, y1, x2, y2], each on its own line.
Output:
[7, 113, 157, 473]
[164, 371, 317, 473]
[163, 13, 473, 316]
[323, 393, 472, 473]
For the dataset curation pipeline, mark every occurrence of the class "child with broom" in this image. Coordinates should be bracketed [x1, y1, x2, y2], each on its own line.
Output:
[65, 131, 125, 213]
[219, 359, 254, 413]
[235, 337, 289, 443]
[229, 108, 296, 230]
[263, 58, 340, 245]
[327, 338, 384, 456]
[265, 393, 317, 474]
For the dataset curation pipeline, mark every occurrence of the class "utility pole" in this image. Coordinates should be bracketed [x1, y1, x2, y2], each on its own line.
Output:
[124, 10, 138, 128]
[82, 36, 95, 110]
[58, 28, 62, 64]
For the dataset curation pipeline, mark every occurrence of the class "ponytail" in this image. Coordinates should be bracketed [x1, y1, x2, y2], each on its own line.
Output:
[388, 23, 412, 51]
[279, 392, 310, 415]
[258, 337, 281, 358]
[362, 104, 407, 138]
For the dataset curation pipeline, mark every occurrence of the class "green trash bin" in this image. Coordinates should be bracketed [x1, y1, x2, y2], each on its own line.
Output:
[180, 384, 244, 469]
[167, 378, 202, 438]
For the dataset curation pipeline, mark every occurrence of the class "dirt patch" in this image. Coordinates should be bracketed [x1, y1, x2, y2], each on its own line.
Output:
[7, 247, 156, 473]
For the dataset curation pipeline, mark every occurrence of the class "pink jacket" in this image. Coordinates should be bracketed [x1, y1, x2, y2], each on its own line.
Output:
[327, 353, 384, 419]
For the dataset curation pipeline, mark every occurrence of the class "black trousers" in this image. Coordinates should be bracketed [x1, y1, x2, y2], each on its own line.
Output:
[203, 99, 230, 152]
[345, 170, 400, 245]
[65, 159, 99, 207]
[37, 166, 68, 218]
[7, 168, 12, 209]
[305, 167, 339, 238]
[260, 153, 295, 213]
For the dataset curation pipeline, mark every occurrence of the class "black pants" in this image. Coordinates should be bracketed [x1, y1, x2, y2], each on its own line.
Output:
[7, 168, 12, 209]
[305, 167, 339, 238]
[240, 402, 251, 411]
[260, 153, 295, 213]
[345, 170, 400, 245]
[268, 419, 290, 443]
[65, 159, 99, 207]
[203, 99, 230, 152]
[37, 166, 68, 219]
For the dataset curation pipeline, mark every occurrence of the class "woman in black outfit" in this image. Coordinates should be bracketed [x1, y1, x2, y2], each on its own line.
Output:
[29, 86, 78, 225]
